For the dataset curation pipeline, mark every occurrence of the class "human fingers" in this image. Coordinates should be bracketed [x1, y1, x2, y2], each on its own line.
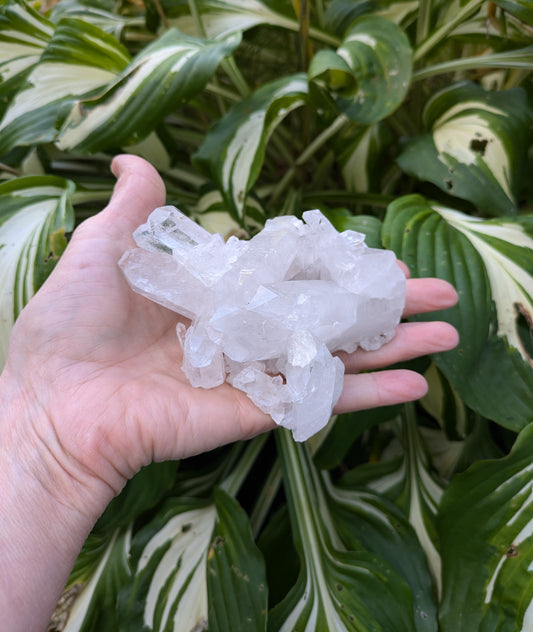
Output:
[333, 369, 428, 415]
[83, 154, 166, 254]
[403, 277, 458, 317]
[338, 320, 459, 373]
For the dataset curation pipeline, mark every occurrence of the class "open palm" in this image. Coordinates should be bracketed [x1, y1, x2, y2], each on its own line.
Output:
[5, 155, 458, 502]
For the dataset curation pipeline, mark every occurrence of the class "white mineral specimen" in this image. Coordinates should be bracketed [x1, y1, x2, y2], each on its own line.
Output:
[119, 206, 406, 441]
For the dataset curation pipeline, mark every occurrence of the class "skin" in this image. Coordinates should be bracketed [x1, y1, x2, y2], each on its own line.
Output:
[0, 155, 459, 631]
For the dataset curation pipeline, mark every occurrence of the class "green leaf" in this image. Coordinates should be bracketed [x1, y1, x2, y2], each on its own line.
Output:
[270, 429, 417, 632]
[397, 82, 533, 216]
[421, 363, 471, 442]
[193, 74, 308, 220]
[165, 0, 298, 39]
[308, 15, 412, 124]
[50, 0, 133, 38]
[64, 527, 132, 631]
[337, 123, 390, 193]
[0, 175, 75, 367]
[382, 194, 533, 431]
[413, 46, 533, 81]
[492, 0, 533, 25]
[340, 411, 445, 592]
[94, 461, 180, 535]
[438, 423, 533, 631]
[321, 210, 383, 248]
[207, 488, 268, 631]
[56, 28, 240, 153]
[0, 17, 130, 154]
[0, 0, 53, 114]
[118, 498, 216, 631]
[324, 477, 438, 631]
[314, 405, 400, 470]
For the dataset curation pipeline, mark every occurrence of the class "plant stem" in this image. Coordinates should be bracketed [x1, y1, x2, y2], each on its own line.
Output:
[270, 114, 349, 205]
[314, 0, 325, 30]
[416, 0, 433, 46]
[275, 429, 326, 555]
[71, 190, 113, 205]
[413, 46, 533, 81]
[219, 434, 269, 497]
[413, 0, 484, 63]
[221, 57, 251, 98]
[188, 0, 206, 37]
[250, 459, 282, 538]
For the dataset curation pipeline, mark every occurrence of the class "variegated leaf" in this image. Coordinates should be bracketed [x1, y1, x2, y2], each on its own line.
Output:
[383, 194, 533, 430]
[118, 498, 216, 632]
[324, 1, 418, 36]
[270, 429, 418, 631]
[63, 527, 132, 632]
[164, 0, 298, 39]
[0, 16, 130, 154]
[341, 413, 445, 593]
[207, 488, 268, 631]
[308, 15, 412, 124]
[397, 82, 533, 216]
[193, 74, 308, 220]
[0, 0, 53, 117]
[56, 29, 240, 154]
[324, 476, 438, 631]
[438, 422, 533, 631]
[0, 175, 74, 367]
[193, 187, 264, 236]
[50, 0, 133, 37]
[336, 123, 389, 193]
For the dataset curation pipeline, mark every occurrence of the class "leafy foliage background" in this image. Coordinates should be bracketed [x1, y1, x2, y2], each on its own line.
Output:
[0, 0, 532, 630]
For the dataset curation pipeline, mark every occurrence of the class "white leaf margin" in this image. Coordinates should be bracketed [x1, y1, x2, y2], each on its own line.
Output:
[168, 0, 297, 40]
[0, 177, 75, 368]
[132, 503, 216, 632]
[434, 206, 533, 366]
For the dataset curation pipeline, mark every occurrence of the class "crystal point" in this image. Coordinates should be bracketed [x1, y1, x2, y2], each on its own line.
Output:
[119, 207, 406, 442]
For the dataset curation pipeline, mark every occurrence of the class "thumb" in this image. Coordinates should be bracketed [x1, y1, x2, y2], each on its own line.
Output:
[98, 154, 167, 241]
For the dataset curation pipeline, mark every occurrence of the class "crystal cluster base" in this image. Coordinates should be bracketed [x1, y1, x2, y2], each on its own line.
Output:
[119, 206, 405, 441]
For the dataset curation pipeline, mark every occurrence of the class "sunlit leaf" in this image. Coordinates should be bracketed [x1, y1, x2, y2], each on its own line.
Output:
[207, 488, 268, 631]
[56, 28, 240, 154]
[438, 423, 533, 631]
[397, 82, 533, 216]
[383, 194, 533, 430]
[0, 17, 130, 154]
[308, 15, 412, 124]
[270, 429, 418, 631]
[193, 74, 308, 220]
[0, 175, 74, 367]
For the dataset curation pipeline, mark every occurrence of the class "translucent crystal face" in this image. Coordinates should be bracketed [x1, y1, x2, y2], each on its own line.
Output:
[119, 206, 406, 441]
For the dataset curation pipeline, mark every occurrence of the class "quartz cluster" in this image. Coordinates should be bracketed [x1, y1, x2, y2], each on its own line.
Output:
[119, 206, 405, 441]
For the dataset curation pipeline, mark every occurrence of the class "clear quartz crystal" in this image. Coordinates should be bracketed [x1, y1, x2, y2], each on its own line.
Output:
[119, 206, 406, 442]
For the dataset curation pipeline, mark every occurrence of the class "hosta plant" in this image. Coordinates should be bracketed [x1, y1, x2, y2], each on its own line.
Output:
[1, 0, 533, 630]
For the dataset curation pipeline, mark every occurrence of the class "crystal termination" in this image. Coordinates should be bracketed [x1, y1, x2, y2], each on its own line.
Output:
[119, 207, 406, 441]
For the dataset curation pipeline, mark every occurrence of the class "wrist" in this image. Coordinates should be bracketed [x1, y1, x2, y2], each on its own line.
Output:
[0, 367, 110, 630]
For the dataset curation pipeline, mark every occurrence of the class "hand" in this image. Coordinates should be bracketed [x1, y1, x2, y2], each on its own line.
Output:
[0, 155, 458, 630]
